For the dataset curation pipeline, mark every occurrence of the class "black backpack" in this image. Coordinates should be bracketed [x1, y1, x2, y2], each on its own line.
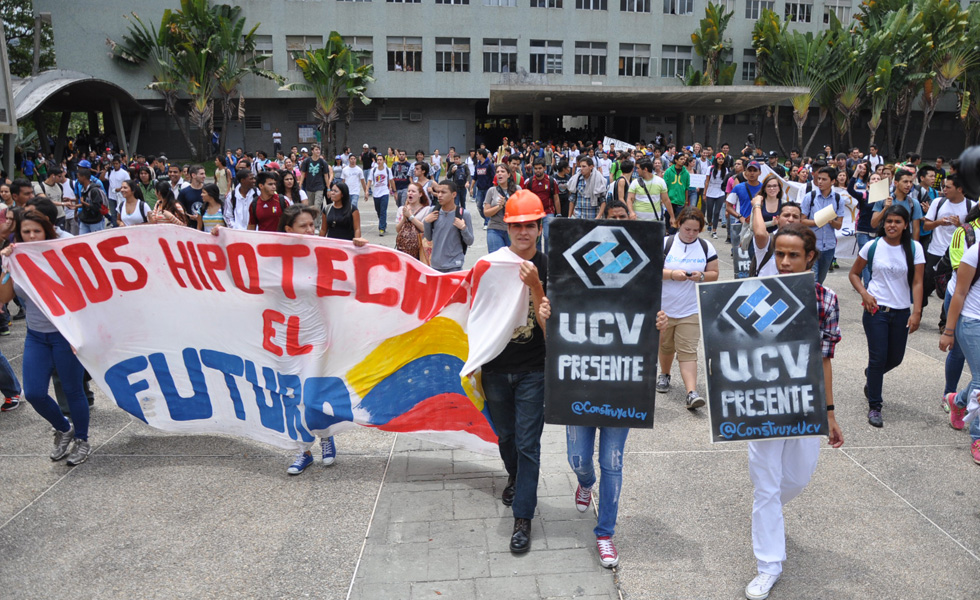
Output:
[935, 224, 980, 297]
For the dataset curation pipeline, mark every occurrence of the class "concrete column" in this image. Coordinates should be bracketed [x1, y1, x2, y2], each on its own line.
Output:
[674, 111, 686, 150]
[34, 113, 51, 156]
[532, 110, 541, 142]
[128, 112, 143, 156]
[53, 111, 71, 161]
[110, 98, 129, 157]
[1, 133, 14, 178]
[88, 111, 100, 135]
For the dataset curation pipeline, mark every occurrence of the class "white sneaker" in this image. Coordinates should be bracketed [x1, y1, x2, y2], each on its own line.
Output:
[745, 572, 780, 600]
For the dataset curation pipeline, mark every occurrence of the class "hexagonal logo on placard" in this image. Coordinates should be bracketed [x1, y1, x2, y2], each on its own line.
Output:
[563, 226, 650, 289]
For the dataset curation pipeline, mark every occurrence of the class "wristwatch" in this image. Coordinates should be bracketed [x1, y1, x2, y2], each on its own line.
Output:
[698, 272, 705, 282]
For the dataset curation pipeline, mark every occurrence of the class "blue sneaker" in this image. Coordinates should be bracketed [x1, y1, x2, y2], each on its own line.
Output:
[321, 437, 336, 466]
[287, 452, 314, 475]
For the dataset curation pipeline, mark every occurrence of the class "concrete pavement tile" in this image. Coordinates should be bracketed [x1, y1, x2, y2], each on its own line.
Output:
[458, 548, 492, 579]
[453, 487, 497, 520]
[0, 457, 79, 524]
[487, 547, 597, 577]
[453, 458, 502, 475]
[445, 476, 493, 490]
[841, 445, 980, 559]
[354, 542, 430, 583]
[388, 489, 454, 523]
[485, 515, 545, 552]
[427, 546, 460, 580]
[349, 581, 411, 600]
[429, 517, 489, 549]
[537, 494, 598, 522]
[406, 451, 455, 477]
[540, 518, 597, 550]
[411, 579, 477, 599]
[474, 575, 540, 600]
[536, 571, 618, 597]
[387, 520, 431, 544]
[384, 480, 446, 492]
[0, 454, 385, 599]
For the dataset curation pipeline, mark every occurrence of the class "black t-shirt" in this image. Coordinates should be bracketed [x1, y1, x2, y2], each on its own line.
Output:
[324, 204, 356, 240]
[554, 173, 571, 217]
[483, 251, 548, 373]
[177, 186, 203, 225]
[360, 151, 375, 170]
[301, 158, 330, 192]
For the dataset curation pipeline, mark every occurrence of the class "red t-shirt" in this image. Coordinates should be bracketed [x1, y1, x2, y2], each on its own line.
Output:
[523, 176, 557, 214]
[249, 195, 289, 232]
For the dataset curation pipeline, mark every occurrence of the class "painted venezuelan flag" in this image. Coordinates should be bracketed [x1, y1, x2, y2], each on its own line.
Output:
[345, 316, 498, 451]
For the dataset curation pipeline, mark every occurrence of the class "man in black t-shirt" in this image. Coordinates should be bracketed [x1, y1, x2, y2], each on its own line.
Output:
[300, 145, 331, 220]
[553, 160, 572, 218]
[360, 143, 375, 176]
[480, 190, 548, 555]
[176, 164, 206, 227]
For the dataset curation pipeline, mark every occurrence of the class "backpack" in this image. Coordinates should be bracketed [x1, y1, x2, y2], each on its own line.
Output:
[249, 194, 290, 225]
[79, 185, 106, 223]
[804, 190, 841, 219]
[866, 237, 915, 292]
[118, 199, 149, 223]
[929, 197, 975, 226]
[607, 176, 629, 204]
[663, 234, 709, 266]
[935, 224, 980, 297]
[749, 233, 776, 277]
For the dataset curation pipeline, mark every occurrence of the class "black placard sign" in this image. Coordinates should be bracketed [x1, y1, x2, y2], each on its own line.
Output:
[697, 272, 829, 443]
[544, 219, 663, 428]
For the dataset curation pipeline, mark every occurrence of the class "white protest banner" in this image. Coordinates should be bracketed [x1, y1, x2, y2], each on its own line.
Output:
[602, 136, 636, 152]
[869, 179, 890, 203]
[689, 173, 706, 189]
[6, 227, 530, 453]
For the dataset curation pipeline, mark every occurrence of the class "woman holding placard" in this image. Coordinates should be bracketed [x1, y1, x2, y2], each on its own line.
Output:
[656, 206, 719, 409]
[848, 205, 924, 428]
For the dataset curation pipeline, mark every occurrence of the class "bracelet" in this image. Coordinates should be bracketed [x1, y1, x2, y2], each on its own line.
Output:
[941, 331, 954, 336]
[826, 404, 835, 412]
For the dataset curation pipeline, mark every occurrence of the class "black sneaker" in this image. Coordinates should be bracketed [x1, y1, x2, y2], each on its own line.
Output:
[501, 475, 516, 507]
[0, 326, 9, 336]
[868, 409, 883, 428]
[12, 311, 25, 321]
[1, 396, 19, 412]
[510, 518, 531, 553]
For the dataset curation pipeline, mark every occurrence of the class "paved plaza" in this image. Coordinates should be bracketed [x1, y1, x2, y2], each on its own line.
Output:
[1, 200, 977, 599]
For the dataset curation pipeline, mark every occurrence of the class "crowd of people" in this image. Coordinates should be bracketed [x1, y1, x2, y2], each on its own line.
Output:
[2, 133, 976, 600]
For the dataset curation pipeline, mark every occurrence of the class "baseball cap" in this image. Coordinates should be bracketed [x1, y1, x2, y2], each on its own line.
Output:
[715, 152, 725, 160]
[768, 150, 778, 158]
[301, 147, 309, 153]
[363, 143, 369, 148]
[746, 160, 761, 170]
[266, 162, 280, 170]
[78, 159, 92, 168]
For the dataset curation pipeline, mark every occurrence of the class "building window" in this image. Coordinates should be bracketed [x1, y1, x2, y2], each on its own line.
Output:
[387, 36, 422, 71]
[343, 36, 374, 68]
[574, 41, 607, 75]
[530, 0, 563, 6]
[286, 35, 324, 70]
[784, 0, 812, 21]
[386, 0, 421, 3]
[619, 43, 650, 77]
[744, 0, 773, 19]
[741, 49, 757, 82]
[621, 0, 651, 11]
[337, 0, 371, 2]
[530, 39, 563, 74]
[483, 38, 518, 73]
[436, 0, 469, 3]
[244, 115, 262, 130]
[660, 44, 692, 78]
[435, 37, 470, 72]
[716, 0, 736, 11]
[823, 0, 850, 23]
[663, 0, 693, 14]
[576, 0, 607, 9]
[246, 34, 274, 71]
[483, 0, 516, 5]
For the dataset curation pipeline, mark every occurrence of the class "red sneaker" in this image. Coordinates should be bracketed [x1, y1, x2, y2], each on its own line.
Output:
[575, 484, 592, 513]
[947, 393, 966, 430]
[1, 396, 19, 412]
[596, 536, 619, 568]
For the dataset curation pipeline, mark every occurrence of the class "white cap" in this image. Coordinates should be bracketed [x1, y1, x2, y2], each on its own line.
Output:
[363, 143, 369, 148]
[301, 147, 308, 153]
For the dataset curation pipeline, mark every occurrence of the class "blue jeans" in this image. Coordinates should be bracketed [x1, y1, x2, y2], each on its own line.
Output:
[373, 194, 389, 232]
[0, 347, 21, 398]
[566, 425, 629, 537]
[23, 328, 89, 440]
[487, 228, 510, 254]
[540, 214, 555, 253]
[856, 233, 873, 286]
[944, 290, 965, 395]
[475, 187, 490, 226]
[954, 316, 980, 441]
[350, 194, 359, 210]
[78, 220, 105, 235]
[862, 307, 911, 410]
[482, 370, 545, 520]
[687, 189, 698, 207]
[812, 246, 836, 284]
[395, 188, 407, 208]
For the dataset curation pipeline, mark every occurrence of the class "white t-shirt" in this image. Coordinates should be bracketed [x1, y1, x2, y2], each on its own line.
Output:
[753, 235, 780, 278]
[859, 239, 925, 310]
[925, 197, 973, 257]
[342, 166, 365, 195]
[117, 199, 151, 226]
[597, 158, 612, 178]
[956, 242, 980, 319]
[273, 131, 282, 144]
[368, 166, 392, 198]
[61, 180, 77, 218]
[662, 235, 718, 318]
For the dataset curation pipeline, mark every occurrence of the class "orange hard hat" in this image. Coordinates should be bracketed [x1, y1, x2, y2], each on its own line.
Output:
[503, 189, 546, 223]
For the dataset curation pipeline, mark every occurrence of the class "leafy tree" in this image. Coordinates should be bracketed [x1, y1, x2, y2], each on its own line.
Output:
[687, 2, 735, 146]
[1, 0, 55, 78]
[281, 31, 374, 156]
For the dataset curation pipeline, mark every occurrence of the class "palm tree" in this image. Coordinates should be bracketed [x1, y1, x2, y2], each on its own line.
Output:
[281, 31, 372, 156]
[107, 11, 197, 158]
[866, 56, 893, 148]
[688, 2, 734, 146]
[340, 53, 375, 152]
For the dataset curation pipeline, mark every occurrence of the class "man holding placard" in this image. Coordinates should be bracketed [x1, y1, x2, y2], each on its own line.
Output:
[800, 166, 845, 284]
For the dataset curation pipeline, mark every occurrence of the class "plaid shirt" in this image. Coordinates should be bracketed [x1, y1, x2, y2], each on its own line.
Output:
[815, 282, 842, 358]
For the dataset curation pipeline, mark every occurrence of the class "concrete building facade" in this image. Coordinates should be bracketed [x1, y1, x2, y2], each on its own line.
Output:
[30, 0, 974, 158]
